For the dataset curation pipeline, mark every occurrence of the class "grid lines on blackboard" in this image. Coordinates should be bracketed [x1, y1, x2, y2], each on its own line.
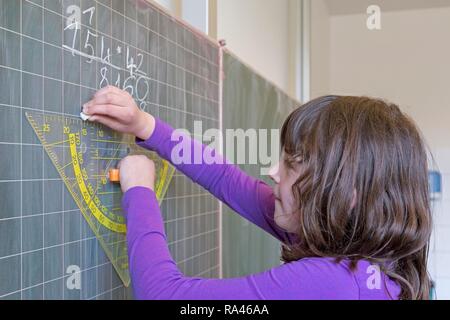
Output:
[0, 0, 221, 300]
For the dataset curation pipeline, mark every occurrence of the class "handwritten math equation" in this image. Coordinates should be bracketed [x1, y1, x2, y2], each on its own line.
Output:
[63, 5, 150, 111]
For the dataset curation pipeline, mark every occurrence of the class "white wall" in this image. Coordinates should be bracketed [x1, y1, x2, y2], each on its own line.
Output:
[153, 0, 209, 34]
[329, 8, 450, 150]
[310, 0, 330, 99]
[182, 0, 208, 34]
[323, 7, 450, 299]
[153, 0, 178, 13]
[216, 0, 292, 95]
[154, 0, 296, 97]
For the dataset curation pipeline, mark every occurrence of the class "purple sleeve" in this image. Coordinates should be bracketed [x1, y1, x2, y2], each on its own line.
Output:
[136, 117, 294, 244]
[123, 187, 361, 300]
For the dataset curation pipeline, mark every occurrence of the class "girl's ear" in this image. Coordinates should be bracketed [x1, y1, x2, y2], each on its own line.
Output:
[351, 189, 357, 210]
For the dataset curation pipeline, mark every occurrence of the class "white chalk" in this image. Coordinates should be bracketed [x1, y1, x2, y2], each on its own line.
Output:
[80, 112, 90, 121]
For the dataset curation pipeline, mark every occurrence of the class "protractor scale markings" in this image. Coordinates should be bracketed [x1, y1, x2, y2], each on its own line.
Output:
[26, 111, 175, 287]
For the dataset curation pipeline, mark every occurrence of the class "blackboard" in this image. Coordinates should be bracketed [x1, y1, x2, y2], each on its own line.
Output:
[221, 50, 299, 278]
[0, 0, 220, 300]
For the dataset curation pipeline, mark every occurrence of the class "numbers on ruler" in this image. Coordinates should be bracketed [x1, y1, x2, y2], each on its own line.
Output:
[75, 133, 81, 146]
[78, 151, 84, 165]
[82, 168, 89, 181]
[63, 5, 151, 112]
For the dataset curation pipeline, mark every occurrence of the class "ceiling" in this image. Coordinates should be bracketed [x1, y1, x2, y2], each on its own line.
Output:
[325, 0, 450, 15]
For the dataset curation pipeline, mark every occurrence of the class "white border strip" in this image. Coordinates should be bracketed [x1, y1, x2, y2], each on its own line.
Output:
[218, 43, 224, 279]
[300, 0, 311, 103]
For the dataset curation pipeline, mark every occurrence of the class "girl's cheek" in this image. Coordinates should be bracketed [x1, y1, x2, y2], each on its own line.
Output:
[280, 187, 296, 213]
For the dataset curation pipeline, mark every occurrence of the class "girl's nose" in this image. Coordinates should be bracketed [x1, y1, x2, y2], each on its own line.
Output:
[269, 163, 280, 184]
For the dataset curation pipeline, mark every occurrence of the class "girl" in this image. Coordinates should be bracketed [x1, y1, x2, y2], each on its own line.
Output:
[83, 86, 432, 300]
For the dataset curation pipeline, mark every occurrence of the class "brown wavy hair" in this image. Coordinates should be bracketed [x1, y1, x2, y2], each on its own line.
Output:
[280, 96, 432, 300]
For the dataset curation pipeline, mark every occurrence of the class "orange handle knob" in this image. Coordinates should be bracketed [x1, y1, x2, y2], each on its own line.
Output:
[109, 169, 120, 183]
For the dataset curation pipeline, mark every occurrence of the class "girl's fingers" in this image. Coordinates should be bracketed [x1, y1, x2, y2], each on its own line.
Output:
[86, 104, 128, 120]
[95, 85, 129, 98]
[87, 92, 131, 109]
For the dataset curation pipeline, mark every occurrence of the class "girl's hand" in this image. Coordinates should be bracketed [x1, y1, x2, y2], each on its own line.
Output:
[118, 155, 156, 193]
[83, 86, 156, 141]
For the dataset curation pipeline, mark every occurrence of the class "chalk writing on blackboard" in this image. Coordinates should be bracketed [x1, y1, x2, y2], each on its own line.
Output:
[63, 5, 150, 111]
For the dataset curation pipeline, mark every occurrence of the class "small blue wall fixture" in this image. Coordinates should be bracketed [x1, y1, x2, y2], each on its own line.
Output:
[429, 171, 442, 201]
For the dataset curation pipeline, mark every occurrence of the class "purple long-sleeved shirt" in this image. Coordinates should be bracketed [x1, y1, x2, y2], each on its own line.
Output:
[122, 117, 401, 300]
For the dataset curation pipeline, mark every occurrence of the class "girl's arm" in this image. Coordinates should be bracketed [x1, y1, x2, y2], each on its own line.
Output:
[83, 86, 294, 243]
[136, 117, 295, 244]
[124, 187, 350, 300]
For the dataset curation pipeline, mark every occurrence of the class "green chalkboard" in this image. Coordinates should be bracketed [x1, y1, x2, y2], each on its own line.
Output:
[221, 50, 299, 278]
[0, 0, 220, 300]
